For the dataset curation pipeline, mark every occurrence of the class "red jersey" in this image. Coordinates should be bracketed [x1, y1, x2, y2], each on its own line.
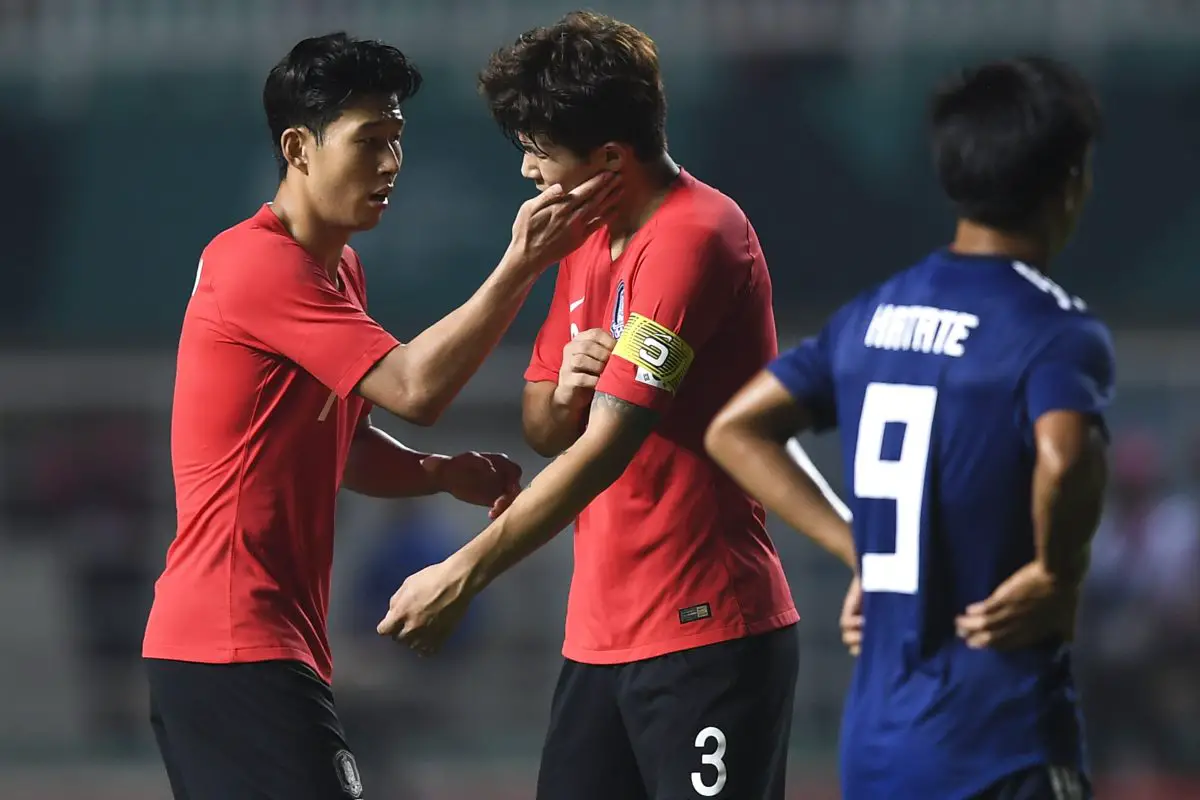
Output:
[144, 204, 399, 683]
[526, 170, 798, 664]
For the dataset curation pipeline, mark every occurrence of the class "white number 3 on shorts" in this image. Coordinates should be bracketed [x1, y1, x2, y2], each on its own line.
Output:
[691, 726, 728, 796]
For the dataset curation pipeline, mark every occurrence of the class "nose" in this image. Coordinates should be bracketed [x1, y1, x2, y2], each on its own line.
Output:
[520, 151, 539, 181]
[382, 141, 402, 176]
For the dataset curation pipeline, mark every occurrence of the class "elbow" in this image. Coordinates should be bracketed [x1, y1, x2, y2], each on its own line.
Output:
[524, 425, 564, 458]
[527, 438, 562, 459]
[358, 350, 448, 427]
[401, 399, 444, 427]
[521, 404, 568, 458]
[703, 418, 732, 469]
[404, 409, 441, 428]
[388, 388, 446, 427]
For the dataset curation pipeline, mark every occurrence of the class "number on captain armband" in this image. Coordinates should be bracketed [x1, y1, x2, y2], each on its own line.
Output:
[854, 382, 938, 595]
[691, 726, 728, 796]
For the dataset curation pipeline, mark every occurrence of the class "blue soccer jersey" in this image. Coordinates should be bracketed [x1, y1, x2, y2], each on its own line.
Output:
[770, 250, 1115, 799]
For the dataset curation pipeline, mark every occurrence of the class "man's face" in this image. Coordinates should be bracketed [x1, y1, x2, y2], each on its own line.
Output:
[517, 134, 603, 194]
[301, 94, 405, 231]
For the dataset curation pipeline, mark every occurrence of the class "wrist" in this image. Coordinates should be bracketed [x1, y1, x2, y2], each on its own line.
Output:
[450, 535, 494, 596]
[551, 384, 591, 416]
[1035, 553, 1085, 589]
[495, 248, 543, 289]
[420, 454, 451, 493]
[844, 549, 860, 575]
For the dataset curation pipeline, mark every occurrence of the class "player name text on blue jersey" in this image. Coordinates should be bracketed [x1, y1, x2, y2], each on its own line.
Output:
[863, 303, 980, 357]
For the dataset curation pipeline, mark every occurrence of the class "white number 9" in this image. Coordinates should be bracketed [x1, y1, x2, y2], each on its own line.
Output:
[691, 726, 727, 796]
[854, 382, 938, 595]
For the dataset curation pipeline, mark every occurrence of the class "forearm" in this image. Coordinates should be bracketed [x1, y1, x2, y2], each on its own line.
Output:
[709, 427, 856, 570]
[454, 442, 623, 592]
[522, 382, 587, 457]
[342, 425, 445, 498]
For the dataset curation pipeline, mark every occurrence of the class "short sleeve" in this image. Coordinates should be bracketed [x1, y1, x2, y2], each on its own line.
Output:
[214, 240, 399, 400]
[767, 325, 838, 432]
[594, 225, 733, 412]
[1023, 318, 1116, 436]
[525, 263, 571, 384]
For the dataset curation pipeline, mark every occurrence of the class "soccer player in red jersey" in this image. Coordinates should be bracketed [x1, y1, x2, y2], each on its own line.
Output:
[377, 13, 800, 799]
[142, 32, 619, 800]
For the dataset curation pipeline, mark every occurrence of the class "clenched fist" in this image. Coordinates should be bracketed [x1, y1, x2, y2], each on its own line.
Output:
[553, 328, 617, 409]
[427, 451, 523, 519]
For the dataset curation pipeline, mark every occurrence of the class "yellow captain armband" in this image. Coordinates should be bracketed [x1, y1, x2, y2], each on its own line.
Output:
[612, 313, 696, 393]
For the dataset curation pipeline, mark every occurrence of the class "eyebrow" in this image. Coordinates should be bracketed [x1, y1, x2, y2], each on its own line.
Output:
[356, 117, 405, 133]
[518, 135, 548, 156]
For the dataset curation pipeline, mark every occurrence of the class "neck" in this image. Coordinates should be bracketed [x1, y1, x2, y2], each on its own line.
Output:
[949, 219, 1054, 271]
[608, 152, 681, 242]
[271, 180, 350, 278]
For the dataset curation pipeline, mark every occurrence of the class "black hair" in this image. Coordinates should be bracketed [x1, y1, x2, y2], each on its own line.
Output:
[478, 11, 667, 160]
[930, 56, 1102, 232]
[263, 32, 422, 179]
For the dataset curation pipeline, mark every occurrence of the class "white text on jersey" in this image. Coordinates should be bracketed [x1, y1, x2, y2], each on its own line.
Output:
[863, 304, 979, 357]
[1012, 261, 1088, 312]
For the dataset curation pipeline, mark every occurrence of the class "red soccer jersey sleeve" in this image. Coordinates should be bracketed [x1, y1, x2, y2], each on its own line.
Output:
[525, 261, 572, 384]
[213, 237, 399, 400]
[595, 224, 730, 411]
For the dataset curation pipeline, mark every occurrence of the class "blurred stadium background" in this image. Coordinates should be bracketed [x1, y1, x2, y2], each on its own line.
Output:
[1, 1, 1199, 798]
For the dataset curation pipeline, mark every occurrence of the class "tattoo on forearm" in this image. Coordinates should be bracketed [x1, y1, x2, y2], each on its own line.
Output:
[591, 391, 660, 434]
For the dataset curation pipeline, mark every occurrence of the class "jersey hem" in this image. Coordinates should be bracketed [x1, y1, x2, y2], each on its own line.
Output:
[562, 608, 799, 665]
[141, 643, 331, 684]
[844, 752, 1082, 800]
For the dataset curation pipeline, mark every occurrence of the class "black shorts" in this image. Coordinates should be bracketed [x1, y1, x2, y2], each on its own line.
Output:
[146, 658, 364, 800]
[974, 765, 1092, 800]
[536, 625, 800, 800]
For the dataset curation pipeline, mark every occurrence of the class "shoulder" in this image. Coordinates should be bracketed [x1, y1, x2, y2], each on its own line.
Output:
[1003, 260, 1091, 314]
[634, 177, 754, 285]
[1000, 262, 1111, 350]
[654, 173, 748, 248]
[1014, 298, 1115, 394]
[1038, 314, 1115, 371]
[205, 211, 315, 298]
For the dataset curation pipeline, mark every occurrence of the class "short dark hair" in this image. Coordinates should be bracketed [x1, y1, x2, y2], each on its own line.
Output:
[263, 32, 422, 179]
[478, 11, 667, 160]
[930, 56, 1102, 232]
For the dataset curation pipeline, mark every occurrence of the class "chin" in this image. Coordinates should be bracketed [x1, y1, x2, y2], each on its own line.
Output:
[351, 209, 386, 231]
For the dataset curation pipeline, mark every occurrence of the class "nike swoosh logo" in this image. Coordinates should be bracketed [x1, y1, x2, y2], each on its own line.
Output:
[569, 297, 585, 312]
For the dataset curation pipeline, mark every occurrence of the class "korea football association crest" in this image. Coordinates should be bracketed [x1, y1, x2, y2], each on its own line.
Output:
[334, 750, 364, 798]
[610, 280, 627, 339]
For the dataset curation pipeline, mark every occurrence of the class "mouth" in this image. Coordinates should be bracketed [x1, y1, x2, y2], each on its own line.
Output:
[367, 187, 393, 206]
